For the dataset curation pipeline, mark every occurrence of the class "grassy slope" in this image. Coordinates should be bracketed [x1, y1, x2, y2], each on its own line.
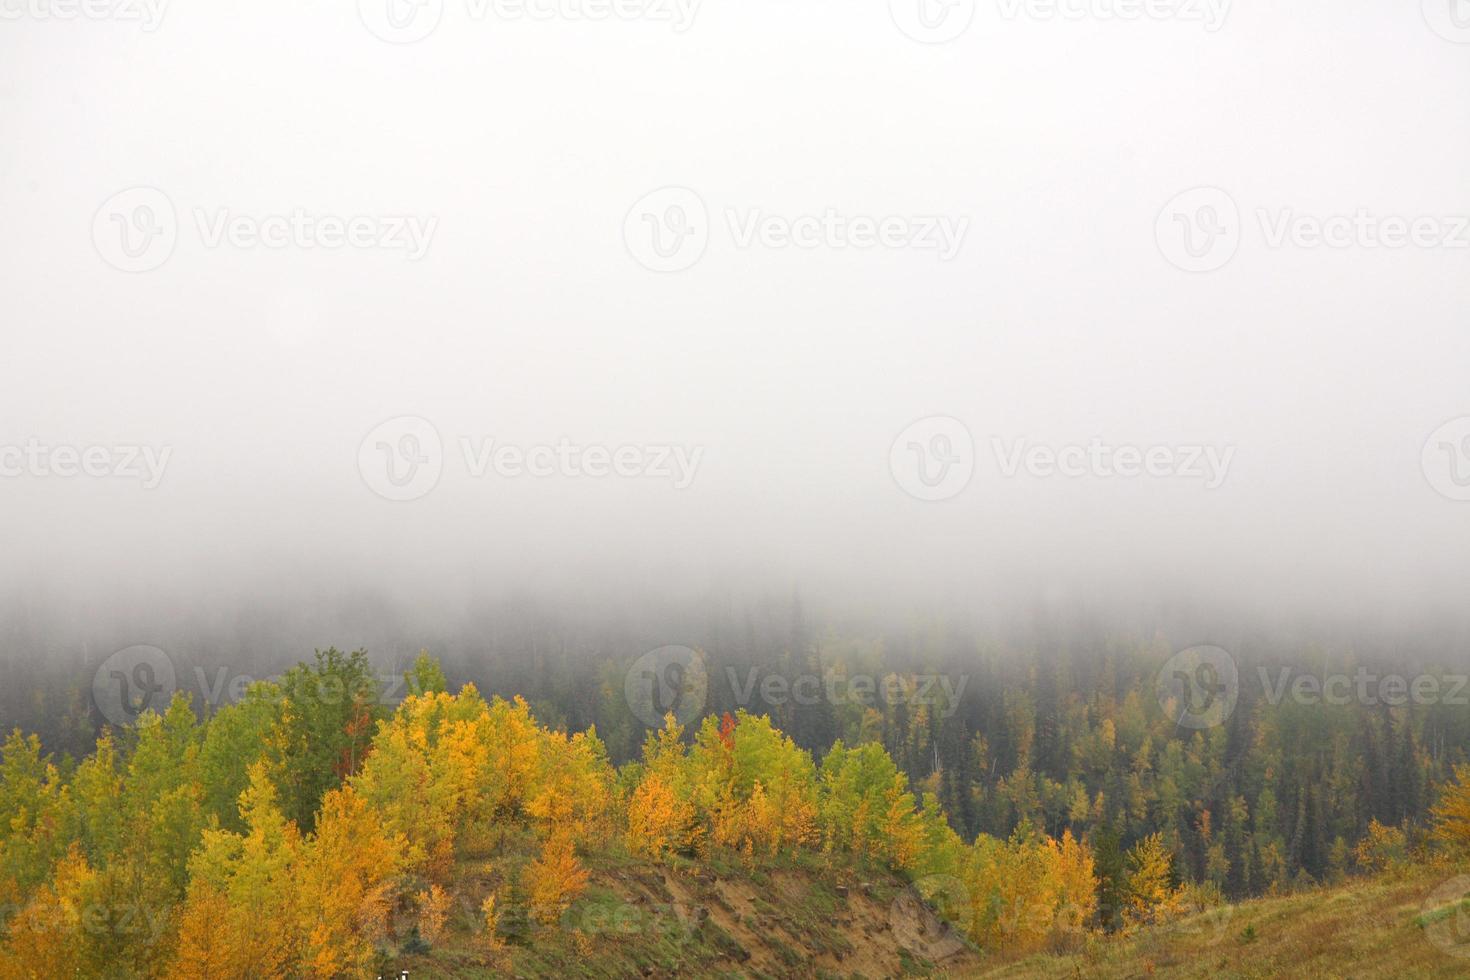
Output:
[967, 867, 1470, 980]
[385, 843, 1470, 979]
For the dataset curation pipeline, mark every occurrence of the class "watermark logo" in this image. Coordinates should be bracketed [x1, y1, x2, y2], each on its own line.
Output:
[359, 416, 445, 502]
[1160, 188, 1470, 272]
[0, 440, 172, 488]
[726, 209, 969, 260]
[1423, 0, 1470, 43]
[93, 646, 176, 727]
[890, 875, 972, 961]
[358, 418, 703, 501]
[359, 0, 444, 43]
[0, 0, 169, 30]
[459, 437, 702, 488]
[890, 0, 976, 43]
[1258, 666, 1468, 708]
[1173, 899, 1236, 945]
[996, 0, 1230, 31]
[561, 901, 695, 941]
[624, 187, 709, 273]
[0, 899, 171, 945]
[92, 649, 424, 723]
[1421, 876, 1470, 957]
[361, 0, 699, 43]
[1156, 187, 1240, 273]
[93, 187, 177, 273]
[625, 645, 707, 728]
[193, 208, 436, 258]
[890, 416, 975, 502]
[1423, 417, 1470, 502]
[1257, 209, 1470, 251]
[992, 437, 1234, 488]
[93, 189, 437, 272]
[625, 189, 971, 272]
[891, 421, 1233, 498]
[725, 668, 967, 719]
[1156, 644, 1238, 729]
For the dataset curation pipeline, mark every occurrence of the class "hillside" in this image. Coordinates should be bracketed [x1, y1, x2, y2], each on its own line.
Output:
[971, 867, 1470, 980]
[387, 845, 982, 978]
[385, 846, 1468, 979]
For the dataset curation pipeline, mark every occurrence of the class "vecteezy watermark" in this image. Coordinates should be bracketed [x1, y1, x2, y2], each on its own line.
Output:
[892, 877, 1095, 957]
[92, 646, 177, 727]
[0, 0, 168, 30]
[889, 875, 973, 961]
[1157, 186, 1470, 273]
[560, 901, 695, 941]
[461, 437, 702, 488]
[1421, 876, 1470, 958]
[624, 188, 971, 273]
[726, 209, 969, 260]
[359, 416, 445, 502]
[624, 645, 708, 728]
[0, 898, 171, 945]
[1171, 898, 1236, 945]
[358, 0, 444, 42]
[91, 646, 434, 726]
[1422, 417, 1470, 502]
[623, 187, 709, 273]
[1156, 187, 1241, 273]
[92, 187, 178, 273]
[889, 0, 976, 43]
[93, 187, 436, 272]
[1258, 666, 1469, 708]
[0, 439, 172, 488]
[992, 437, 1235, 489]
[1256, 209, 1470, 251]
[358, 416, 705, 502]
[889, 419, 1233, 500]
[889, 416, 976, 502]
[358, 0, 700, 44]
[193, 208, 436, 259]
[1156, 645, 1238, 729]
[1423, 0, 1470, 44]
[725, 668, 968, 720]
[996, 0, 1230, 31]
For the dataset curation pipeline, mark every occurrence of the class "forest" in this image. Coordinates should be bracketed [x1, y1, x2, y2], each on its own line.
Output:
[0, 631, 1467, 976]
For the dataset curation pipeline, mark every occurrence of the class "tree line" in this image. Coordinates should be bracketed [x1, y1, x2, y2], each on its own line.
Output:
[0, 647, 1468, 976]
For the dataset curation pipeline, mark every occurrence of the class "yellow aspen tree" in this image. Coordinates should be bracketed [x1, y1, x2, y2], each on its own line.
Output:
[481, 894, 504, 950]
[170, 884, 241, 980]
[880, 776, 926, 871]
[417, 884, 452, 945]
[0, 846, 93, 978]
[175, 764, 301, 979]
[296, 786, 406, 977]
[1124, 833, 1180, 928]
[627, 772, 696, 858]
[1052, 830, 1098, 936]
[1432, 764, 1470, 853]
[524, 828, 590, 925]
[1354, 819, 1408, 872]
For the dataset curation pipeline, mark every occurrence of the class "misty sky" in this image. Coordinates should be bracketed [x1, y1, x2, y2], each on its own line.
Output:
[2, 1, 1468, 624]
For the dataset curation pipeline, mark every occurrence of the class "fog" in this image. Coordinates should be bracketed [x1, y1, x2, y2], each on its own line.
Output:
[2, 0, 1469, 663]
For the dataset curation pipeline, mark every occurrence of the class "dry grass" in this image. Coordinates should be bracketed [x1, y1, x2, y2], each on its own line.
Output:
[963, 867, 1470, 980]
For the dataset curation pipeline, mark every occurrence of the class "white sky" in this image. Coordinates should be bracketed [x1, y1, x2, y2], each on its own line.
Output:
[1, 0, 1468, 620]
